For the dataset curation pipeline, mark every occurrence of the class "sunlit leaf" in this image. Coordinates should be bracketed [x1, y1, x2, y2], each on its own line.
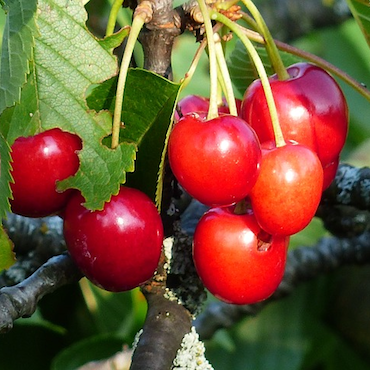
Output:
[86, 69, 181, 203]
[0, 131, 12, 217]
[0, 0, 136, 210]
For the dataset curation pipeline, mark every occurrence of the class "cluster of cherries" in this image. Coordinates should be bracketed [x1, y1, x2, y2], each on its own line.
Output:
[9, 128, 163, 292]
[168, 62, 349, 305]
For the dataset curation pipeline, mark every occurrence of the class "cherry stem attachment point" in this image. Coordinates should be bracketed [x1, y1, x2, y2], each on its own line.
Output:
[111, 2, 152, 149]
[197, 0, 219, 120]
[211, 11, 285, 147]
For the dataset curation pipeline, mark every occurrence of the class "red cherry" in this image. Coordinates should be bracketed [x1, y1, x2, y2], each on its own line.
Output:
[168, 113, 261, 206]
[10, 128, 82, 218]
[175, 95, 210, 120]
[193, 206, 289, 305]
[241, 62, 348, 166]
[175, 95, 242, 120]
[63, 186, 164, 292]
[249, 143, 323, 236]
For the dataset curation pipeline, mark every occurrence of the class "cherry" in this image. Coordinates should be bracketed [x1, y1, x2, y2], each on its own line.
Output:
[10, 128, 82, 218]
[168, 113, 261, 206]
[241, 62, 348, 167]
[249, 142, 323, 236]
[63, 186, 164, 292]
[193, 206, 289, 305]
[175, 95, 242, 120]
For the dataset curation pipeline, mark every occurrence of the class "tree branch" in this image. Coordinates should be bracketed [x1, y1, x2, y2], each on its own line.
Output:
[0, 252, 82, 333]
[1, 214, 65, 287]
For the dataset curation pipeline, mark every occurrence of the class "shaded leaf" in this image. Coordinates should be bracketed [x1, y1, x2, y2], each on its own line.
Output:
[51, 334, 125, 370]
[0, 224, 15, 272]
[227, 41, 302, 95]
[0, 0, 38, 114]
[346, 0, 370, 48]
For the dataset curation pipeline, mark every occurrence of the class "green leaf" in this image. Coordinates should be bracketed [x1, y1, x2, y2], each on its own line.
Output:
[0, 0, 38, 114]
[227, 41, 302, 96]
[98, 26, 130, 51]
[0, 131, 12, 217]
[346, 0, 370, 48]
[80, 281, 146, 339]
[51, 334, 125, 370]
[0, 0, 138, 210]
[87, 69, 181, 203]
[0, 224, 15, 272]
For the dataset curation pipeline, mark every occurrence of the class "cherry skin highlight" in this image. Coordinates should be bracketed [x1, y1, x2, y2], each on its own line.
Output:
[241, 62, 348, 167]
[63, 186, 164, 292]
[249, 143, 324, 236]
[168, 113, 261, 206]
[193, 206, 289, 305]
[10, 128, 82, 218]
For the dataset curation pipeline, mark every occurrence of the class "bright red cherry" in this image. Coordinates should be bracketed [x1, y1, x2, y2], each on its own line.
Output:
[241, 62, 348, 167]
[249, 143, 323, 236]
[10, 128, 82, 218]
[63, 186, 164, 292]
[168, 113, 261, 206]
[193, 206, 289, 305]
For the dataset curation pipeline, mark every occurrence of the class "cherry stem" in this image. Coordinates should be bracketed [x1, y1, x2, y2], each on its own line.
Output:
[197, 0, 219, 120]
[240, 2, 289, 80]
[179, 23, 223, 93]
[242, 28, 370, 104]
[111, 2, 152, 149]
[106, 0, 125, 36]
[211, 11, 285, 147]
[214, 32, 238, 116]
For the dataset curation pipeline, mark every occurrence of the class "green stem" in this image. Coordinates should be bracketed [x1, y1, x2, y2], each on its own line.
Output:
[214, 32, 237, 116]
[197, 0, 219, 120]
[243, 27, 370, 104]
[211, 11, 285, 147]
[106, 0, 124, 36]
[112, 8, 149, 149]
[240, 2, 289, 80]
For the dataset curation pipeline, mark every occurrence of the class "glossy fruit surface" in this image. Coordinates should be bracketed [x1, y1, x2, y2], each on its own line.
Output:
[241, 62, 348, 166]
[10, 128, 82, 217]
[249, 143, 323, 236]
[193, 206, 289, 305]
[63, 186, 164, 292]
[168, 113, 261, 206]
